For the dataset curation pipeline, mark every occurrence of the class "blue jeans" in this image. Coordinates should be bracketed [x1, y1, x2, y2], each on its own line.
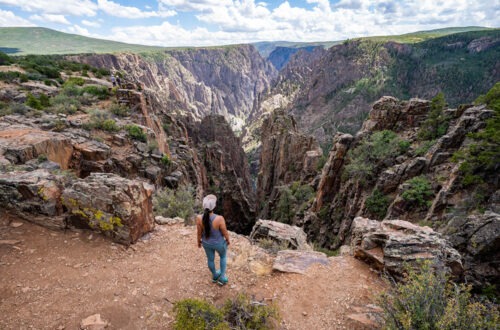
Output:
[202, 240, 227, 278]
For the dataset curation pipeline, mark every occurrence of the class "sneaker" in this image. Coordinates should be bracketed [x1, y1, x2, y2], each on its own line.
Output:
[217, 276, 228, 286]
[212, 270, 221, 283]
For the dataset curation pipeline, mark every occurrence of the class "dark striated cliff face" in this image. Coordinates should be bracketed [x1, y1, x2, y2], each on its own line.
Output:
[191, 115, 256, 234]
[73, 45, 277, 126]
[255, 30, 500, 146]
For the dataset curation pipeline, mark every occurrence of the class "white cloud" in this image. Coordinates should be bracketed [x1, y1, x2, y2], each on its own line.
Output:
[81, 19, 101, 28]
[0, 9, 35, 26]
[97, 0, 176, 18]
[30, 14, 71, 25]
[0, 0, 98, 16]
[66, 24, 90, 36]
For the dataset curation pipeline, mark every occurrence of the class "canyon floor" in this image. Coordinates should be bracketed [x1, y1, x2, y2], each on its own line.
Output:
[0, 215, 386, 330]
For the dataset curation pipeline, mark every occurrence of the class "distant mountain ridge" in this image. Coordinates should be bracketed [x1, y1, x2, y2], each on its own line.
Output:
[0, 26, 494, 57]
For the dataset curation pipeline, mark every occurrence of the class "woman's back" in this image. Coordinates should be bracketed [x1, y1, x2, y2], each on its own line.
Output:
[202, 213, 224, 245]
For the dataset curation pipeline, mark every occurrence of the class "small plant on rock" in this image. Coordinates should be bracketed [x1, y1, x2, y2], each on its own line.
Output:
[365, 189, 390, 219]
[125, 124, 147, 142]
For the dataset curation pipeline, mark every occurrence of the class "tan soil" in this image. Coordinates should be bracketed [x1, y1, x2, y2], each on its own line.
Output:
[0, 216, 386, 329]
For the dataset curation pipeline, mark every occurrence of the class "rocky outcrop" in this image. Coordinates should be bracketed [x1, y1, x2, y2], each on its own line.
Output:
[249, 219, 311, 251]
[0, 169, 66, 229]
[444, 212, 500, 290]
[350, 217, 463, 278]
[62, 173, 155, 245]
[0, 125, 73, 169]
[257, 110, 322, 218]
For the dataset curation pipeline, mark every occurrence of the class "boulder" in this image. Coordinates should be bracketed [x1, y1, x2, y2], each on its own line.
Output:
[249, 219, 312, 251]
[155, 216, 184, 225]
[351, 217, 463, 278]
[272, 250, 329, 274]
[62, 173, 155, 245]
[0, 169, 66, 229]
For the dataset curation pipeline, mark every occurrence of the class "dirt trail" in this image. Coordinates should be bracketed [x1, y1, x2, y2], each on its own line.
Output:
[0, 216, 386, 329]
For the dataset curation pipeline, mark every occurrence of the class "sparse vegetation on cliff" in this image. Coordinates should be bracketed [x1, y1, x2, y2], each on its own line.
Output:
[344, 130, 408, 183]
[453, 83, 500, 189]
[401, 176, 434, 210]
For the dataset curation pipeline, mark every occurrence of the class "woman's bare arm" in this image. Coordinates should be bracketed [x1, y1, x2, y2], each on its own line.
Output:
[196, 215, 203, 248]
[218, 216, 231, 245]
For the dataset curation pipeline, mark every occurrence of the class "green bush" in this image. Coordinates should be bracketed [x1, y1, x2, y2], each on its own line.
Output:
[418, 92, 450, 141]
[100, 119, 119, 132]
[401, 176, 434, 209]
[174, 299, 227, 330]
[345, 130, 408, 183]
[0, 71, 22, 82]
[153, 186, 195, 220]
[50, 93, 80, 114]
[125, 124, 147, 142]
[82, 85, 109, 100]
[160, 154, 171, 168]
[222, 293, 280, 329]
[25, 93, 43, 110]
[365, 189, 390, 219]
[380, 261, 499, 330]
[64, 76, 85, 86]
[84, 109, 118, 132]
[0, 51, 12, 65]
[414, 140, 436, 156]
[38, 93, 50, 108]
[110, 103, 130, 117]
[174, 294, 280, 330]
[272, 182, 314, 224]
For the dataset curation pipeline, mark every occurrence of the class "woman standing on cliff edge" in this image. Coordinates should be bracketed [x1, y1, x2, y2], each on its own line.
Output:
[196, 194, 231, 286]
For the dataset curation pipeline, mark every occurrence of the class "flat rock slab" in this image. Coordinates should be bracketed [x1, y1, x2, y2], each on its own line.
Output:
[273, 250, 329, 274]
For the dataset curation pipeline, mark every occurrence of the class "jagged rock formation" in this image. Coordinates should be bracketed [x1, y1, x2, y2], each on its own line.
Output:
[257, 109, 322, 218]
[351, 217, 463, 278]
[191, 115, 256, 234]
[309, 97, 496, 249]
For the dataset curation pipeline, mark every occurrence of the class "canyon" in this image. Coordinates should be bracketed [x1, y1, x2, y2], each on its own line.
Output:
[0, 28, 499, 327]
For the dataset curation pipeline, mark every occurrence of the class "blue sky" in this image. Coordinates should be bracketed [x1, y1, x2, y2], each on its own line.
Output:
[0, 0, 498, 46]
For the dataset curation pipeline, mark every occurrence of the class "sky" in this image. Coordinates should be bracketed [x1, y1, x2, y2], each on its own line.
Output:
[0, 0, 498, 47]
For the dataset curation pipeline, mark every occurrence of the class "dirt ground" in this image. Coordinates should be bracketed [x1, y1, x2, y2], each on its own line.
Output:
[0, 216, 386, 329]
